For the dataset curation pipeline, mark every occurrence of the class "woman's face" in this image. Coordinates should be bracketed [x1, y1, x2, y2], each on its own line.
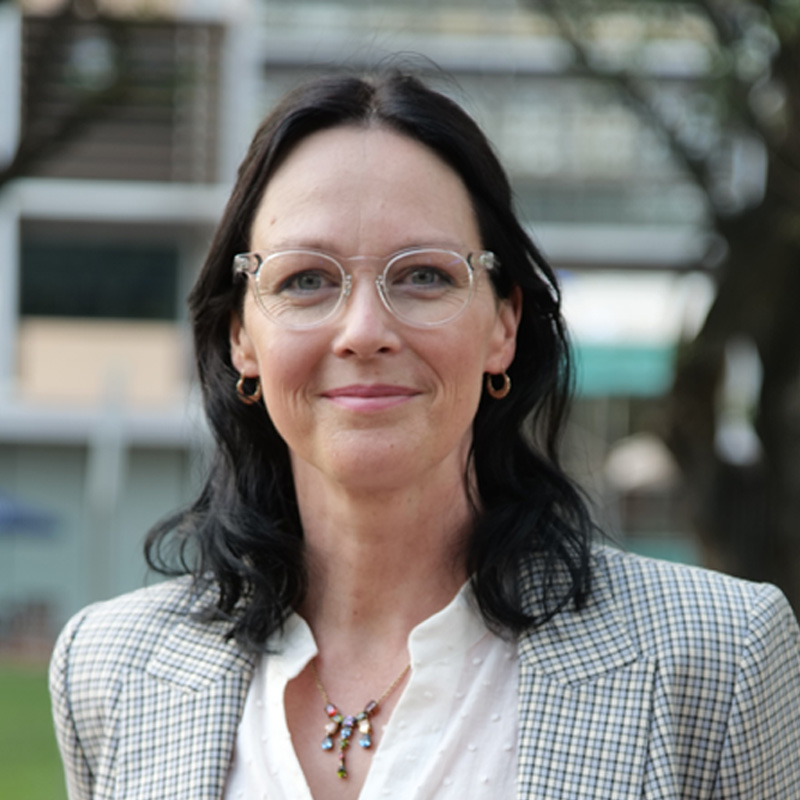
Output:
[230, 124, 520, 493]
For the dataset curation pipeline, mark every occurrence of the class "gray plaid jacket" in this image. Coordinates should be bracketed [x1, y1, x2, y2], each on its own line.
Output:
[50, 547, 800, 799]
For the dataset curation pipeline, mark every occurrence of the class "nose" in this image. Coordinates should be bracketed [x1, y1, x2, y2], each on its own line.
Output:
[330, 272, 401, 357]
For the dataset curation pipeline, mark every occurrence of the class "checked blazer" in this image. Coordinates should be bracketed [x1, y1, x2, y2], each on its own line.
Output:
[50, 546, 800, 799]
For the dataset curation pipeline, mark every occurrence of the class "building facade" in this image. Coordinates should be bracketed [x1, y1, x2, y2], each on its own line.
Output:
[0, 0, 718, 641]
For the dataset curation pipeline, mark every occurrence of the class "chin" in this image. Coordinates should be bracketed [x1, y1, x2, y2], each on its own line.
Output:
[333, 445, 466, 493]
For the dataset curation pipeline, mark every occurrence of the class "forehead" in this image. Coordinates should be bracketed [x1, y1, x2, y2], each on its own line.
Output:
[249, 124, 481, 255]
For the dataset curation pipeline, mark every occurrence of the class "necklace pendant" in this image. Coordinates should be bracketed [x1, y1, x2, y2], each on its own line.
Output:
[320, 704, 342, 751]
[357, 711, 373, 748]
[341, 715, 356, 741]
[311, 659, 410, 781]
[337, 754, 348, 780]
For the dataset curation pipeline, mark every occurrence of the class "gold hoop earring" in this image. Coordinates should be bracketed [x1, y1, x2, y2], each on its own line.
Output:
[485, 371, 511, 400]
[236, 374, 262, 405]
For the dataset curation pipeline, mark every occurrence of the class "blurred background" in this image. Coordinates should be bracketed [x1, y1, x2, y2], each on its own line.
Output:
[1, 0, 799, 796]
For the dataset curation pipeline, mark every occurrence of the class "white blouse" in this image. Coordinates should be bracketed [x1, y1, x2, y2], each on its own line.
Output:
[224, 584, 519, 799]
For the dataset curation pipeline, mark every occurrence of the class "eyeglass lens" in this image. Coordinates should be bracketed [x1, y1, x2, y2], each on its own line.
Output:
[254, 249, 473, 327]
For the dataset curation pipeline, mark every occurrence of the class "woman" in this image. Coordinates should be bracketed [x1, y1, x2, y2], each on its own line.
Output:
[50, 70, 800, 799]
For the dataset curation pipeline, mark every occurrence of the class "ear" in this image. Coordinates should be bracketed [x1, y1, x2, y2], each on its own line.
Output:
[229, 311, 260, 377]
[485, 286, 522, 374]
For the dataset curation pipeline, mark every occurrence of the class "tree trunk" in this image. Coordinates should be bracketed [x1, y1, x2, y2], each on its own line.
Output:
[667, 192, 800, 612]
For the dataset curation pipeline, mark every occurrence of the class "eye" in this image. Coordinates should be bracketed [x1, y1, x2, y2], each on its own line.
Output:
[407, 266, 452, 287]
[387, 251, 470, 297]
[391, 264, 456, 291]
[279, 270, 334, 293]
[263, 251, 343, 298]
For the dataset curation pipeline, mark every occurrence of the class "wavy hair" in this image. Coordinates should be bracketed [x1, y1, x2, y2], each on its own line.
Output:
[146, 69, 594, 650]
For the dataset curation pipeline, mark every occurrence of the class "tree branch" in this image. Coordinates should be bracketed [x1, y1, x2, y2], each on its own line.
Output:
[0, 1, 131, 190]
[537, 0, 717, 195]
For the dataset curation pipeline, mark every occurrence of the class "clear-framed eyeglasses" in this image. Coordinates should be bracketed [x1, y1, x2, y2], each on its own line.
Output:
[232, 247, 498, 329]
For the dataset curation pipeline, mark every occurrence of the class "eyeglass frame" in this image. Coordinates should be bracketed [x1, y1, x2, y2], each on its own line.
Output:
[232, 246, 499, 329]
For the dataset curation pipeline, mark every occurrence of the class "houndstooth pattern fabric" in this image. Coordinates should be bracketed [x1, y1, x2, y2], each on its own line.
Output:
[50, 547, 800, 799]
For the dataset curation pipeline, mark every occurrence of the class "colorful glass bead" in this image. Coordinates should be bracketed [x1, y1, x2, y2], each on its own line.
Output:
[313, 664, 409, 780]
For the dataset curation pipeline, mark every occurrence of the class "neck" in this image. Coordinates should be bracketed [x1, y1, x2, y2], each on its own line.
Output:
[293, 464, 473, 657]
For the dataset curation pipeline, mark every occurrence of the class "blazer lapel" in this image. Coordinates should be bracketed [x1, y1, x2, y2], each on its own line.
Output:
[113, 614, 256, 800]
[516, 555, 656, 800]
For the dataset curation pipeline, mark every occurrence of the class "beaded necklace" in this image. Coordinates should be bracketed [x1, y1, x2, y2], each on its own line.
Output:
[310, 660, 411, 779]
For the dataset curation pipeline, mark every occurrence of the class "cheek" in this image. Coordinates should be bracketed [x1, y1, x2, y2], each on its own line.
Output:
[252, 332, 328, 429]
[256, 358, 312, 451]
[258, 344, 308, 403]
[428, 337, 487, 412]
[244, 311, 323, 388]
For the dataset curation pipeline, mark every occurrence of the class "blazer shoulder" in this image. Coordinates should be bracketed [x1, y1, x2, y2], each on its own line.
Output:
[596, 545, 796, 661]
[48, 577, 218, 790]
[51, 577, 206, 687]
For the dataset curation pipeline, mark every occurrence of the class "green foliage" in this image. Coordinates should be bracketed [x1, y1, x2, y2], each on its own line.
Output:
[0, 665, 67, 800]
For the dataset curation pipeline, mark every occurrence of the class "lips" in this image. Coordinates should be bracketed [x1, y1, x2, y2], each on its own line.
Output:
[324, 384, 418, 398]
[322, 384, 420, 410]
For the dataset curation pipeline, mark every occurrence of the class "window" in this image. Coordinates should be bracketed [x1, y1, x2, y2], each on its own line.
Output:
[20, 238, 179, 320]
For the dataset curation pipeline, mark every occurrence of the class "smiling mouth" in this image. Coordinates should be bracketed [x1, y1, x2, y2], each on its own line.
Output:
[322, 384, 420, 410]
[325, 384, 418, 397]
